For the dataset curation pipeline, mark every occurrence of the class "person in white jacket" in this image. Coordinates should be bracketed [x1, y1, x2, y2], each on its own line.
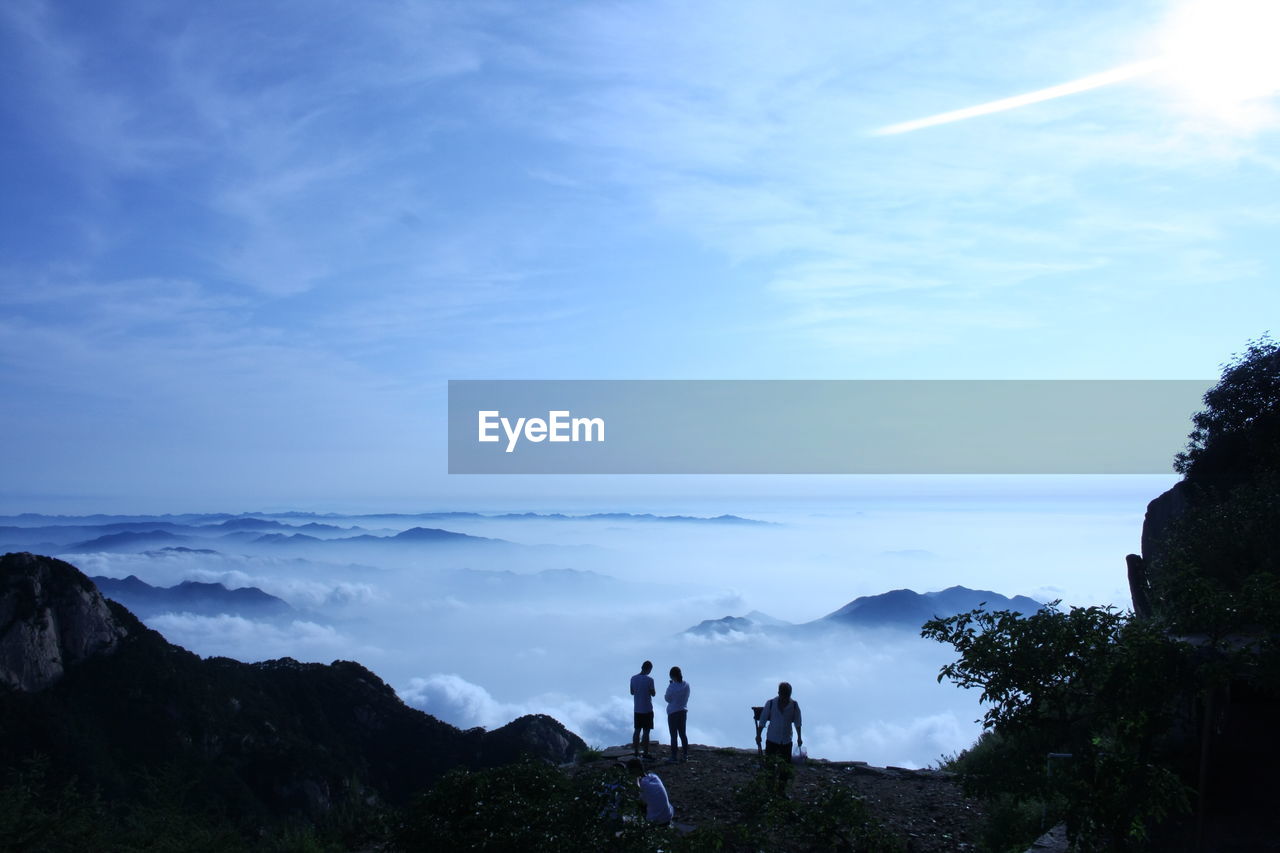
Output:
[664, 665, 691, 763]
[627, 758, 674, 825]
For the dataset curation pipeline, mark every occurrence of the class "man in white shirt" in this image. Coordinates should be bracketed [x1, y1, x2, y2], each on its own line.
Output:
[630, 660, 656, 758]
[755, 681, 802, 758]
[755, 681, 803, 795]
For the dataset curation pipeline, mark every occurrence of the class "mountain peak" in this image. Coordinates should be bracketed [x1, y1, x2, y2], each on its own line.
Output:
[823, 585, 1042, 627]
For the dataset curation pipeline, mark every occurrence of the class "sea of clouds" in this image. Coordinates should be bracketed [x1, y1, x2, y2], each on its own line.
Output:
[57, 484, 1152, 767]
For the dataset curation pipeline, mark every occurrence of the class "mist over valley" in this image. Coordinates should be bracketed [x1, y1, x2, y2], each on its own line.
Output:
[3, 484, 1152, 767]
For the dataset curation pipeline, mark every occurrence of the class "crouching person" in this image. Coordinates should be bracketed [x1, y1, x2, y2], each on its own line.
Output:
[627, 758, 674, 826]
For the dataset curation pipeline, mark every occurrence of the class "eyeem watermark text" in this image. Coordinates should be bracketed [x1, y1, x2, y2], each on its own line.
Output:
[477, 410, 605, 453]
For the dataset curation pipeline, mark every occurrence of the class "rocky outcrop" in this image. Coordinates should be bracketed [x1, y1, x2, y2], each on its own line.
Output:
[1126, 480, 1196, 616]
[1125, 553, 1154, 618]
[1139, 481, 1191, 570]
[0, 552, 128, 691]
[482, 713, 588, 766]
[1124, 481, 1193, 616]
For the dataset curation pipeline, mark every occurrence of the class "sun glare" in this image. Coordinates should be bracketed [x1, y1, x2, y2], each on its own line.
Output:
[874, 0, 1280, 136]
[1156, 0, 1280, 121]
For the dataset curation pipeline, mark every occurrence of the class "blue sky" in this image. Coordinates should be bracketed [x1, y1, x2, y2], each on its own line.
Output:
[1, 0, 1278, 510]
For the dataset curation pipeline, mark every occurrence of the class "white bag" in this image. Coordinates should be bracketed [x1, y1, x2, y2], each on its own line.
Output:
[792, 746, 807, 765]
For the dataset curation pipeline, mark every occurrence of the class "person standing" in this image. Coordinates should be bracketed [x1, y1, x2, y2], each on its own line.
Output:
[664, 665, 690, 763]
[630, 660, 657, 758]
[755, 680, 802, 759]
[755, 681, 802, 795]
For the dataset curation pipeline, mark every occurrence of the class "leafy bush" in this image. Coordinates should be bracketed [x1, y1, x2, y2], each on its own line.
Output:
[575, 746, 606, 763]
[922, 606, 1192, 851]
[395, 760, 637, 852]
[0, 756, 378, 853]
[725, 764, 901, 853]
[1175, 334, 1280, 488]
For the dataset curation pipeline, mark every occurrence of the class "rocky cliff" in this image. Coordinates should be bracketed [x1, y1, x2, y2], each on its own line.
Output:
[0, 551, 129, 691]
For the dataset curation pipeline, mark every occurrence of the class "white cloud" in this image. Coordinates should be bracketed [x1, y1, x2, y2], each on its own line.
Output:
[145, 612, 377, 663]
[400, 673, 634, 747]
[811, 712, 976, 770]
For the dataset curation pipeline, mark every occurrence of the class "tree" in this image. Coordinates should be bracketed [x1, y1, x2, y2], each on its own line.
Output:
[1174, 334, 1280, 490]
[924, 336, 1280, 850]
[921, 606, 1191, 851]
[1155, 334, 1280, 642]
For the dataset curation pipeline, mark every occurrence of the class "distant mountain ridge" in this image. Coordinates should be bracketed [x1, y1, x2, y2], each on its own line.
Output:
[1, 510, 767, 526]
[683, 585, 1044, 637]
[90, 574, 292, 618]
[823, 585, 1044, 626]
[69, 529, 193, 551]
[0, 511, 769, 558]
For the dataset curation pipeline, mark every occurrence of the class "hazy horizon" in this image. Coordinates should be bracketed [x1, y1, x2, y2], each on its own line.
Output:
[4, 475, 1172, 768]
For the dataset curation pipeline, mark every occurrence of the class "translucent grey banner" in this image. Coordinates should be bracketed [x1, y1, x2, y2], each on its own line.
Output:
[448, 380, 1213, 474]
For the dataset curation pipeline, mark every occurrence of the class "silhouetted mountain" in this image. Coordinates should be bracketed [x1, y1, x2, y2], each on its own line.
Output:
[481, 512, 770, 525]
[392, 526, 498, 543]
[821, 585, 1044, 627]
[67, 529, 193, 552]
[250, 527, 508, 548]
[207, 518, 291, 531]
[146, 545, 220, 555]
[1, 526, 173, 552]
[0, 552, 587, 822]
[91, 575, 292, 618]
[294, 522, 356, 532]
[253, 532, 323, 544]
[684, 615, 767, 638]
[0, 510, 770, 526]
[681, 586, 1044, 637]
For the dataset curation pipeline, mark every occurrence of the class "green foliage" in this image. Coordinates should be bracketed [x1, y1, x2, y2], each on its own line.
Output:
[1175, 334, 1280, 486]
[922, 606, 1192, 850]
[0, 757, 106, 853]
[1154, 334, 1280, 680]
[395, 760, 625, 852]
[0, 756, 381, 853]
[922, 338, 1280, 851]
[791, 785, 903, 852]
[1153, 473, 1280, 640]
[700, 764, 901, 853]
[978, 792, 1058, 853]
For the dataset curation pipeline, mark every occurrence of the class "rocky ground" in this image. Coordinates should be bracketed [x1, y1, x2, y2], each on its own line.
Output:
[567, 743, 988, 852]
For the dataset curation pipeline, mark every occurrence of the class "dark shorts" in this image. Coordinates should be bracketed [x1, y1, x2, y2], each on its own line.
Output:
[634, 711, 654, 728]
[764, 740, 792, 759]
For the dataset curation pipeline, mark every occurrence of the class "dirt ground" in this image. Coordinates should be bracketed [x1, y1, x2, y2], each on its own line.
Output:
[567, 743, 988, 852]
